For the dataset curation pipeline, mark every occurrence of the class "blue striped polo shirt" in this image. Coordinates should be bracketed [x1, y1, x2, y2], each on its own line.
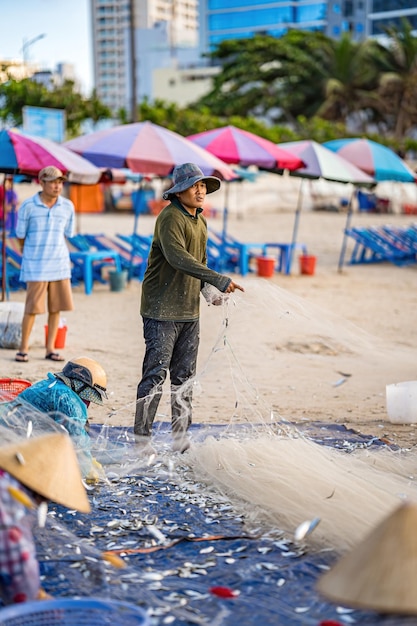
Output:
[16, 192, 75, 282]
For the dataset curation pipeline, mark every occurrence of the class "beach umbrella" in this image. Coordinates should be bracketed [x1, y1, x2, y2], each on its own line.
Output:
[188, 126, 304, 259]
[324, 138, 416, 271]
[0, 129, 102, 301]
[65, 121, 238, 278]
[188, 125, 304, 170]
[323, 138, 416, 183]
[65, 121, 237, 181]
[279, 140, 375, 184]
[277, 140, 374, 271]
[0, 129, 102, 184]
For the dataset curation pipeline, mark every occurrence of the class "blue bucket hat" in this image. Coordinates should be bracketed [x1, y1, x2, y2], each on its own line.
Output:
[163, 163, 221, 200]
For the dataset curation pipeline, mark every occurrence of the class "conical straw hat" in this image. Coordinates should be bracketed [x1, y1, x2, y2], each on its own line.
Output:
[317, 501, 417, 614]
[0, 433, 90, 513]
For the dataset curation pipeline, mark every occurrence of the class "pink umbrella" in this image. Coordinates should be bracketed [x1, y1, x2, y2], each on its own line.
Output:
[188, 125, 304, 267]
[0, 129, 101, 184]
[188, 125, 304, 170]
[65, 121, 237, 181]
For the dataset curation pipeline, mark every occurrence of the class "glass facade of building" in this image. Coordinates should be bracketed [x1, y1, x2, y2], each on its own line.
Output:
[204, 1, 327, 49]
[370, 0, 417, 36]
[326, 0, 417, 41]
[201, 0, 417, 53]
[373, 0, 417, 11]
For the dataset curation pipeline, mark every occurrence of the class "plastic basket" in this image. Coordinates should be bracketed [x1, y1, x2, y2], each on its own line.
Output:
[0, 598, 149, 626]
[0, 379, 32, 402]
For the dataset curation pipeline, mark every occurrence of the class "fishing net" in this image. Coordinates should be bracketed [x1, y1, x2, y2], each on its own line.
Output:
[101, 279, 417, 551]
[0, 400, 93, 476]
[1, 279, 416, 624]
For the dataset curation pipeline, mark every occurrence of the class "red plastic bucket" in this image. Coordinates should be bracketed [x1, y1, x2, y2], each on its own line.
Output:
[299, 255, 316, 276]
[44, 325, 67, 349]
[256, 256, 275, 278]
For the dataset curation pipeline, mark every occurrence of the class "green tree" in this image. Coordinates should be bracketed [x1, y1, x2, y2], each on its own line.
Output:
[82, 88, 113, 129]
[0, 78, 47, 128]
[195, 31, 333, 126]
[0, 76, 112, 137]
[370, 19, 417, 141]
[316, 35, 383, 131]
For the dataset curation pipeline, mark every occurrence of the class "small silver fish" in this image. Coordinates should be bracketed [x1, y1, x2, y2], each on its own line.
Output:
[294, 517, 321, 542]
[37, 502, 48, 528]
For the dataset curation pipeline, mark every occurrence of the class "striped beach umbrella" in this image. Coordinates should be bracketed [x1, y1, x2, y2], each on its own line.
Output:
[324, 138, 416, 183]
[65, 121, 237, 181]
[188, 125, 304, 171]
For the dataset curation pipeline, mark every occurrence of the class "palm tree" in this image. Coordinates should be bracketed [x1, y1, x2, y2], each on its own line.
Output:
[316, 34, 382, 131]
[370, 19, 417, 141]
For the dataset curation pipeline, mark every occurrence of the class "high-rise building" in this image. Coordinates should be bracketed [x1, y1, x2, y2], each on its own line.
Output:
[92, 1, 417, 113]
[327, 0, 417, 40]
[91, 0, 199, 113]
[199, 1, 417, 54]
[199, 0, 328, 54]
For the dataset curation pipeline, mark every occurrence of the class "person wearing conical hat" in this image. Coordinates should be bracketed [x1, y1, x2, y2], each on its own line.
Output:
[0, 432, 90, 606]
[17, 356, 107, 480]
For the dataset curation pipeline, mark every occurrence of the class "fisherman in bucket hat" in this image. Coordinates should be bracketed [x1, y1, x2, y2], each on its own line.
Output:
[0, 431, 90, 605]
[134, 163, 244, 454]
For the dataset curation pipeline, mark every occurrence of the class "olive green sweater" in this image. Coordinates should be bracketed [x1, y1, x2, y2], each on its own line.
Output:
[140, 200, 231, 321]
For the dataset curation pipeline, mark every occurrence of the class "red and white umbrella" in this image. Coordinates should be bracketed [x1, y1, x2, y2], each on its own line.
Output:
[0, 129, 101, 184]
[65, 121, 237, 181]
[188, 125, 304, 171]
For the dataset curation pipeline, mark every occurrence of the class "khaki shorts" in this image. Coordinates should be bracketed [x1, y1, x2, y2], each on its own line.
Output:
[24, 279, 74, 315]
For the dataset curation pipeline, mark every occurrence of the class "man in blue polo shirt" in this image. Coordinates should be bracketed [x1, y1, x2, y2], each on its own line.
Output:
[15, 166, 75, 363]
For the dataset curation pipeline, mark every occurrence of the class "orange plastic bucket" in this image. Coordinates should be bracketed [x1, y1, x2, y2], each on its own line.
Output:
[299, 255, 317, 276]
[44, 325, 67, 349]
[256, 256, 275, 278]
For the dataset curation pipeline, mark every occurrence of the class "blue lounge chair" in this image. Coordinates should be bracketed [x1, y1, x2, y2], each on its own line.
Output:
[83, 234, 149, 281]
[345, 226, 416, 266]
[381, 225, 417, 255]
[0, 239, 26, 295]
[66, 236, 122, 295]
[116, 233, 153, 259]
[209, 231, 307, 275]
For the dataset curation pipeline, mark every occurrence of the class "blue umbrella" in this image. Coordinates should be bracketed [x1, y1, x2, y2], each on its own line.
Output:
[324, 138, 416, 271]
[277, 140, 374, 271]
[323, 138, 416, 183]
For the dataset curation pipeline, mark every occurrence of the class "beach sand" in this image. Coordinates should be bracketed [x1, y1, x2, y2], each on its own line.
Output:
[3, 178, 417, 448]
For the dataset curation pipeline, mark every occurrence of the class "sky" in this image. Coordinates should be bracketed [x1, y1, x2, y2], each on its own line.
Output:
[0, 0, 93, 94]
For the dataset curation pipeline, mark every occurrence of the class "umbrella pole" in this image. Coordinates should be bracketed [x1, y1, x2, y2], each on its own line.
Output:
[1, 175, 7, 302]
[75, 184, 81, 234]
[221, 182, 230, 272]
[338, 192, 354, 273]
[129, 180, 142, 283]
[289, 178, 304, 273]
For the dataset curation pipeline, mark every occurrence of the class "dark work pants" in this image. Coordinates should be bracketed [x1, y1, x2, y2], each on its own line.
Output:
[134, 317, 200, 438]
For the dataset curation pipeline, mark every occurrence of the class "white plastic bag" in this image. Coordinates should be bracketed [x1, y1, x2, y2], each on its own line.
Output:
[201, 283, 228, 306]
[0, 302, 24, 349]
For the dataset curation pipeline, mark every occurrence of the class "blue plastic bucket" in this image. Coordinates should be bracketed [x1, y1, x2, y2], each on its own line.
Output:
[109, 269, 128, 292]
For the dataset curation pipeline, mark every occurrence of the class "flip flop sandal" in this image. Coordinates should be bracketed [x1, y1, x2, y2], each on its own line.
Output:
[45, 352, 65, 362]
[15, 352, 29, 362]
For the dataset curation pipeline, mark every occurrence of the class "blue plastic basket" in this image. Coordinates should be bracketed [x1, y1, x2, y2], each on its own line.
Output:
[0, 598, 149, 626]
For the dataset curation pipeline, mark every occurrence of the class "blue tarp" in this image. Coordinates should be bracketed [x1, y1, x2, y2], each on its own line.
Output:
[33, 423, 415, 626]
